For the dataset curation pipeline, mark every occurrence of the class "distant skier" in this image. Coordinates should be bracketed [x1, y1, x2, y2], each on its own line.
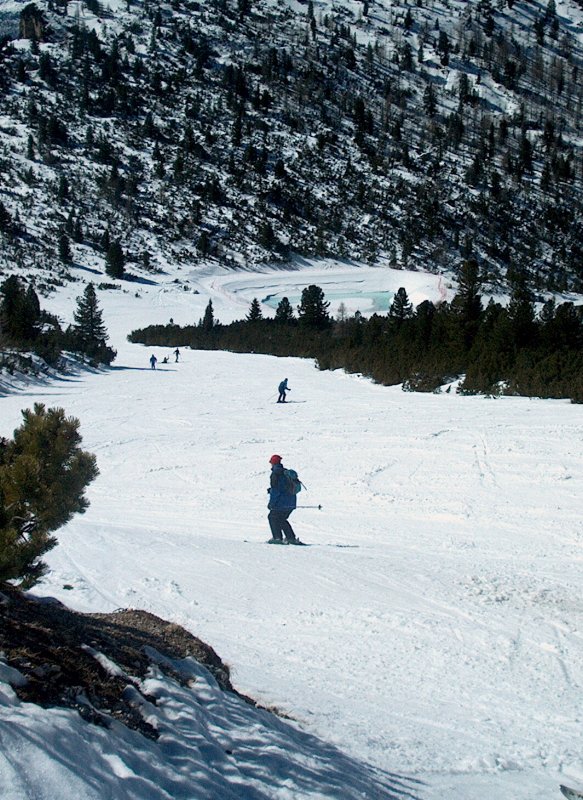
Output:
[162, 356, 169, 364]
[277, 378, 290, 403]
[174, 348, 180, 362]
[150, 354, 157, 370]
[266, 454, 303, 544]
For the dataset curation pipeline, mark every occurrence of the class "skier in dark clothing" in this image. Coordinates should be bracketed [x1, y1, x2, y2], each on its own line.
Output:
[267, 454, 301, 544]
[277, 378, 290, 403]
[150, 354, 157, 370]
[174, 348, 180, 362]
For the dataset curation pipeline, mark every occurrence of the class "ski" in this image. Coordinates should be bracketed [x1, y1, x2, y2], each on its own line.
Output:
[243, 539, 311, 546]
[244, 540, 358, 548]
[268, 540, 308, 546]
[560, 785, 583, 800]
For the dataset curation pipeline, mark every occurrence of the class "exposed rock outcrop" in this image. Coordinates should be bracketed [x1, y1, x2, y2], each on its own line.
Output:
[19, 3, 49, 41]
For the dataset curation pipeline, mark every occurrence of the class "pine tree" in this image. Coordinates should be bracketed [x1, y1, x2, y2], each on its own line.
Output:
[100, 227, 110, 252]
[423, 84, 437, 117]
[0, 404, 98, 588]
[259, 221, 276, 250]
[452, 259, 483, 350]
[389, 287, 414, 324]
[71, 283, 115, 363]
[73, 217, 84, 244]
[275, 297, 295, 323]
[58, 175, 69, 204]
[246, 298, 263, 321]
[58, 233, 72, 264]
[201, 299, 215, 331]
[297, 285, 331, 328]
[38, 52, 57, 87]
[0, 202, 12, 234]
[105, 240, 125, 278]
[238, 0, 251, 19]
[0, 276, 40, 343]
[437, 30, 450, 66]
[198, 231, 210, 255]
[507, 275, 536, 348]
[518, 134, 534, 173]
[400, 43, 414, 71]
[274, 159, 286, 180]
[25, 286, 41, 336]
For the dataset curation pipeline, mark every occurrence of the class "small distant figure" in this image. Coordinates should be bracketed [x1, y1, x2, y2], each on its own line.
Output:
[174, 348, 180, 362]
[277, 378, 290, 403]
[150, 354, 157, 370]
[266, 454, 302, 544]
[162, 356, 169, 364]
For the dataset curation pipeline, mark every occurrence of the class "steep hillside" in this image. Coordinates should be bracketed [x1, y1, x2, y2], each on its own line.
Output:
[0, 0, 582, 296]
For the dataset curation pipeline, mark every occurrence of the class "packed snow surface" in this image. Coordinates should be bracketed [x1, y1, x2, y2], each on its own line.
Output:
[0, 261, 582, 800]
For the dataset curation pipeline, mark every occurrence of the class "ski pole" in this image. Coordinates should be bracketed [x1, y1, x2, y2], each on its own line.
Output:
[296, 504, 323, 510]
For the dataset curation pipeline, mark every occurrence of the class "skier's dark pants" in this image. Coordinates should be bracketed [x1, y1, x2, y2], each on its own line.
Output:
[268, 509, 296, 541]
[277, 391, 287, 402]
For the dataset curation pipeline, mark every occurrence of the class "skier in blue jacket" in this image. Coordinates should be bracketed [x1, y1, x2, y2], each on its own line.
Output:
[267, 454, 301, 544]
[277, 378, 290, 403]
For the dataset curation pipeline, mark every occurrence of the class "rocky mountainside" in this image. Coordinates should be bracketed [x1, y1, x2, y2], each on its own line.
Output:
[0, 0, 582, 297]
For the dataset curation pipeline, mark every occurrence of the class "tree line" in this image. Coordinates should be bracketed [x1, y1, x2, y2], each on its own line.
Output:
[0, 276, 116, 367]
[129, 268, 583, 402]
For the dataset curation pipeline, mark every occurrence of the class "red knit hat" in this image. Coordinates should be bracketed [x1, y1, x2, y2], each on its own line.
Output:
[269, 454, 282, 464]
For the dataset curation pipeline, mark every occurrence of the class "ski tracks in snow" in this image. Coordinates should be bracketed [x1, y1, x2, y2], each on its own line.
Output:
[472, 432, 499, 490]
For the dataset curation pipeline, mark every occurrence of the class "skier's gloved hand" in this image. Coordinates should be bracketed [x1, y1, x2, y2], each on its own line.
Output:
[267, 488, 271, 494]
